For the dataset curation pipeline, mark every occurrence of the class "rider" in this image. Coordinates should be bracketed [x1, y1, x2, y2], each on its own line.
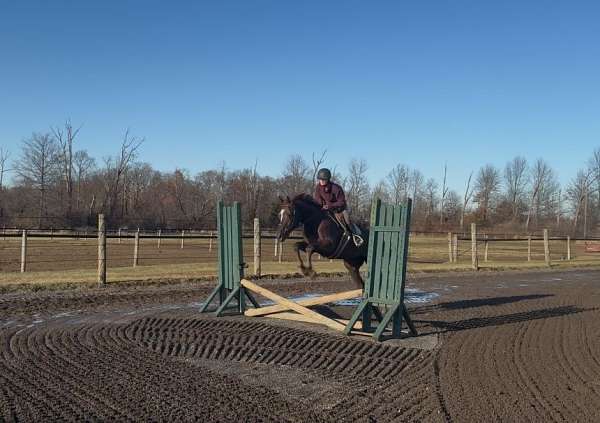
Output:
[313, 168, 360, 241]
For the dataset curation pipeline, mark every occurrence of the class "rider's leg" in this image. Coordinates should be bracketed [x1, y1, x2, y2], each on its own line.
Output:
[342, 210, 360, 234]
[335, 212, 351, 234]
[342, 210, 364, 246]
[342, 210, 351, 229]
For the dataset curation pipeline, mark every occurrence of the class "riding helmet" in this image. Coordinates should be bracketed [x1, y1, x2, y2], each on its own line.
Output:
[317, 168, 331, 181]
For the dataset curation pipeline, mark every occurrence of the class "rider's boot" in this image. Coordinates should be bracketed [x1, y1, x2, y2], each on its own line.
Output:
[342, 210, 364, 246]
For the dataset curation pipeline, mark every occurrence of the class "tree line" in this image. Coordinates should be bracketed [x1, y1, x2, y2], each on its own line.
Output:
[1, 121, 598, 236]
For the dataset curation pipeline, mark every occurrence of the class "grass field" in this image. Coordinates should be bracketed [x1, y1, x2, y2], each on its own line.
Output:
[0, 234, 598, 289]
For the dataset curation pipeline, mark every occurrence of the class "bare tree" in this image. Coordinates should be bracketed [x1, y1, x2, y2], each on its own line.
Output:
[588, 148, 600, 225]
[439, 163, 449, 225]
[247, 160, 261, 219]
[0, 148, 10, 190]
[371, 180, 390, 203]
[422, 178, 439, 227]
[126, 162, 155, 216]
[73, 150, 96, 212]
[504, 156, 528, 221]
[52, 120, 82, 218]
[14, 133, 59, 227]
[329, 165, 341, 183]
[460, 171, 474, 230]
[555, 189, 562, 229]
[525, 159, 554, 231]
[101, 129, 144, 220]
[387, 164, 410, 205]
[443, 190, 461, 224]
[346, 158, 370, 220]
[168, 169, 190, 218]
[311, 150, 327, 184]
[280, 154, 311, 195]
[474, 164, 500, 222]
[538, 171, 560, 226]
[410, 169, 424, 212]
[567, 169, 596, 237]
[215, 161, 227, 202]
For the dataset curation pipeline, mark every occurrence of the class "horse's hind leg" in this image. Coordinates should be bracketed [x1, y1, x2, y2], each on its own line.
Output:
[305, 246, 317, 279]
[343, 260, 382, 320]
[343, 260, 364, 289]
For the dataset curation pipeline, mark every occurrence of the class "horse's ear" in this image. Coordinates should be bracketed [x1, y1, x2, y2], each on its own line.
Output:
[286, 195, 291, 202]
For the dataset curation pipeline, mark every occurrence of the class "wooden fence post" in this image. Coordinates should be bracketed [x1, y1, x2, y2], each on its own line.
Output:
[157, 229, 161, 249]
[448, 232, 453, 263]
[20, 229, 27, 273]
[98, 214, 106, 285]
[254, 218, 261, 277]
[133, 229, 140, 267]
[484, 234, 489, 262]
[118, 228, 122, 244]
[566, 236, 571, 261]
[452, 234, 458, 263]
[471, 223, 478, 270]
[181, 230, 185, 249]
[527, 235, 532, 262]
[544, 229, 551, 266]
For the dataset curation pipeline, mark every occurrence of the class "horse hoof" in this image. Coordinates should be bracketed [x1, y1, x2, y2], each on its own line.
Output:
[308, 270, 317, 279]
[299, 266, 309, 276]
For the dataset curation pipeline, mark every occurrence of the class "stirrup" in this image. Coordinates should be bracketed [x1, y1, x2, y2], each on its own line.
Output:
[352, 234, 364, 247]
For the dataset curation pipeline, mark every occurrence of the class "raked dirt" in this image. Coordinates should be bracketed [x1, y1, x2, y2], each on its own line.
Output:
[1, 268, 599, 422]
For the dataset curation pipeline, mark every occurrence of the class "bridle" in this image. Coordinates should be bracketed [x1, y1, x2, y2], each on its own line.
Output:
[278, 203, 300, 241]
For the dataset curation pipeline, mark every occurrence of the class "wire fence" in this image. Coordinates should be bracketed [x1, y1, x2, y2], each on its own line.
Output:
[1, 225, 599, 275]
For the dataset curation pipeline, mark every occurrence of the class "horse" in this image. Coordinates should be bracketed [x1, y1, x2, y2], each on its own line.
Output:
[277, 194, 369, 289]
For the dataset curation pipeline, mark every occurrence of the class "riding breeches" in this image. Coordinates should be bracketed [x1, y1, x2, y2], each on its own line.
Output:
[335, 211, 352, 228]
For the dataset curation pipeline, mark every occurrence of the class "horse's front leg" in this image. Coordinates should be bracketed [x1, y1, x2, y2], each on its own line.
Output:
[294, 241, 310, 276]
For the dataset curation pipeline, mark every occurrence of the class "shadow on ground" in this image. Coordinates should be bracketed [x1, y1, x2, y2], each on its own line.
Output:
[415, 305, 594, 335]
[413, 294, 553, 314]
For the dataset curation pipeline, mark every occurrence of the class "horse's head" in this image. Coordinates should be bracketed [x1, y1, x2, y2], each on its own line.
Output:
[277, 195, 299, 242]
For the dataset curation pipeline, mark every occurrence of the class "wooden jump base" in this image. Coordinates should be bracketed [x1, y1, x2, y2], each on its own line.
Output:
[242, 279, 362, 332]
[241, 279, 416, 338]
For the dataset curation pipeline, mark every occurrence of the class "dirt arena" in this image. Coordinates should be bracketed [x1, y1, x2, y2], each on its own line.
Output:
[1, 268, 599, 422]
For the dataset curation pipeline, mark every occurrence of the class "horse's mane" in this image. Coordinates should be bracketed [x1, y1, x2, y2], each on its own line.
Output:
[291, 193, 321, 208]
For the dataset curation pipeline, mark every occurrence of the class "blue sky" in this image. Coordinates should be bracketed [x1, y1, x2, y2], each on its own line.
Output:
[1, 1, 599, 192]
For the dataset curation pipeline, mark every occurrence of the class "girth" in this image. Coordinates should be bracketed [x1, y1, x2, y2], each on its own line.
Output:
[325, 211, 352, 259]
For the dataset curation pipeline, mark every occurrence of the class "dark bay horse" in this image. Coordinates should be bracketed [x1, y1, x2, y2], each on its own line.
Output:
[277, 194, 369, 288]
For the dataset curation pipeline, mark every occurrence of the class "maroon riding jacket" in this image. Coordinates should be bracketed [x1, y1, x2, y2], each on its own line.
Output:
[314, 182, 347, 212]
